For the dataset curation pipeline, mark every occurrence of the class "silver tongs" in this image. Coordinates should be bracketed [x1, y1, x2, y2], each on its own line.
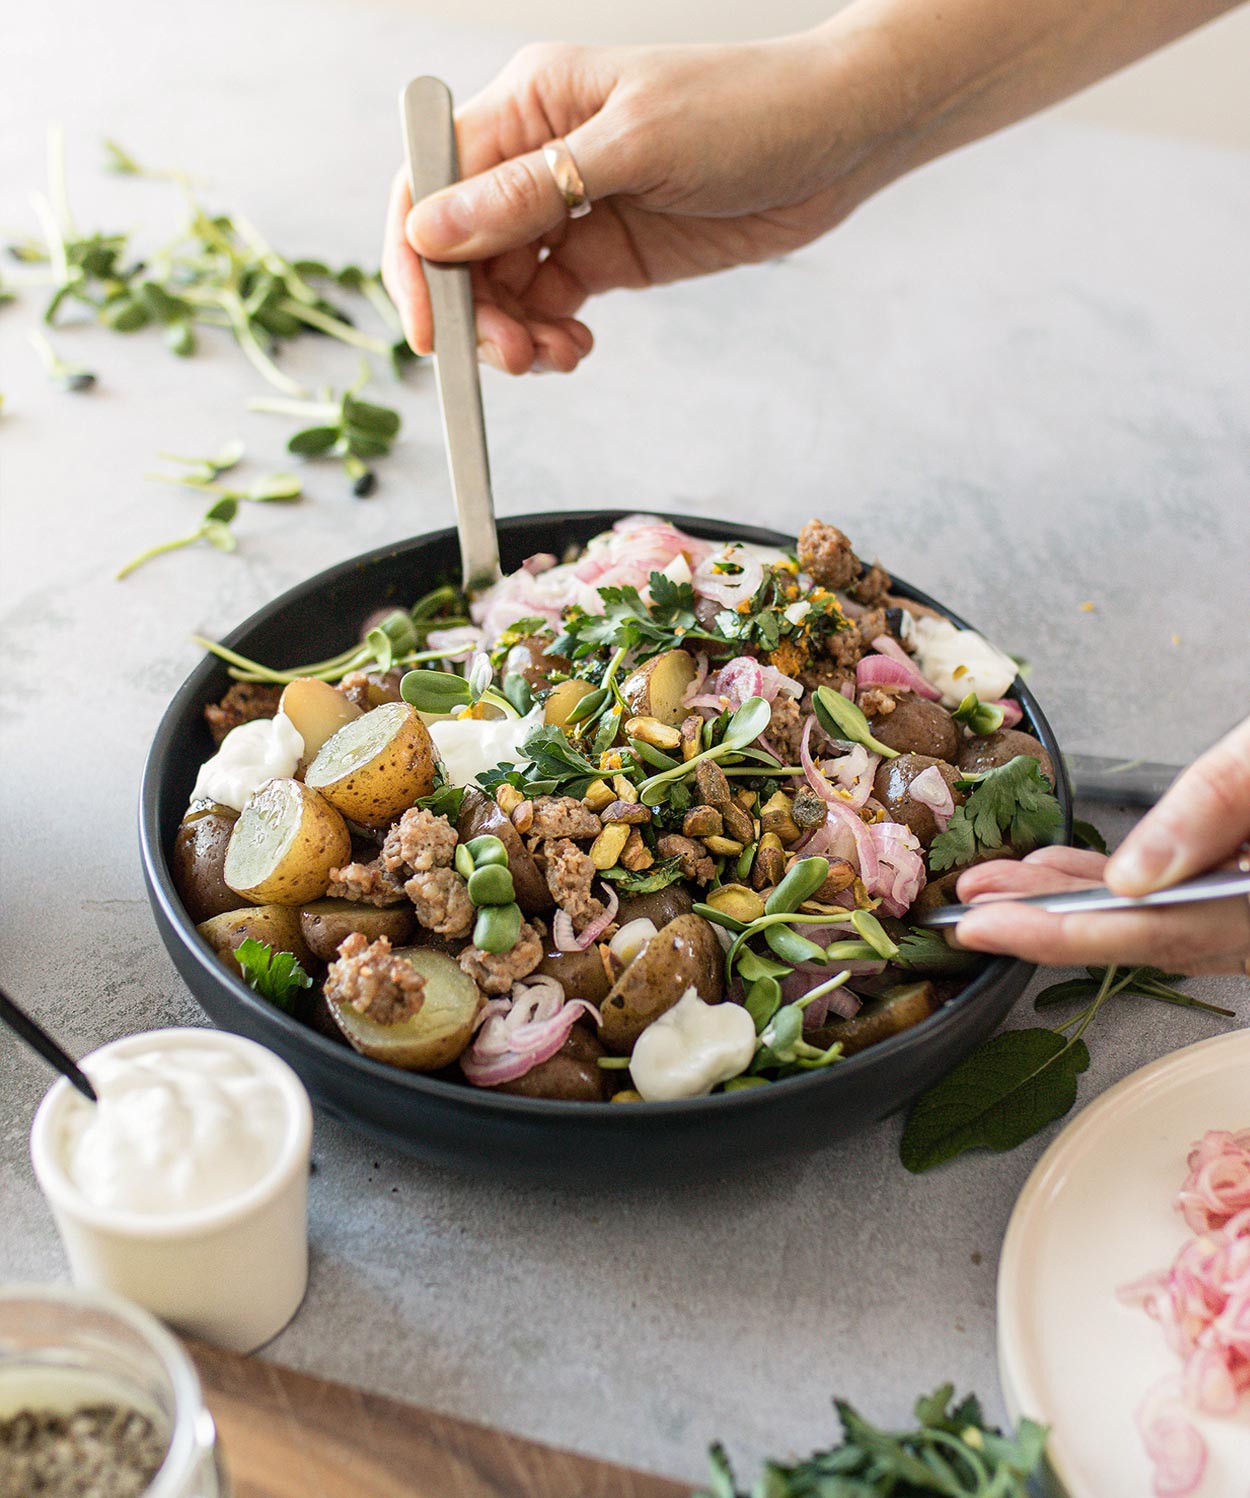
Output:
[400, 77, 502, 595]
[917, 866, 1250, 927]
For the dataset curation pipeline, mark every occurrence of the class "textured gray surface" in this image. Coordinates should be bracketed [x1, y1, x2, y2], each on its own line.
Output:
[1, 0, 1248, 1485]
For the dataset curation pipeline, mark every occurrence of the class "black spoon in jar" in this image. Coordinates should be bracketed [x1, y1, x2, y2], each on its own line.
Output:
[0, 986, 97, 1102]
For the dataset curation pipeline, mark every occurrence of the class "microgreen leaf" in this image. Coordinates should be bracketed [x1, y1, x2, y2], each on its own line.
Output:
[951, 691, 1006, 734]
[400, 669, 472, 714]
[812, 684, 899, 759]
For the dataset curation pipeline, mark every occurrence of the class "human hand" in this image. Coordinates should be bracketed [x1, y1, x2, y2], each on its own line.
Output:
[381, 34, 878, 374]
[952, 716, 1250, 976]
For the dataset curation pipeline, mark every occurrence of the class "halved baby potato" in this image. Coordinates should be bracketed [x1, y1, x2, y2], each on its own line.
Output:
[620, 649, 698, 727]
[305, 701, 437, 825]
[543, 678, 598, 727]
[198, 904, 315, 976]
[223, 778, 351, 905]
[172, 804, 249, 923]
[599, 912, 725, 1053]
[299, 899, 416, 962]
[279, 677, 362, 761]
[329, 947, 482, 1070]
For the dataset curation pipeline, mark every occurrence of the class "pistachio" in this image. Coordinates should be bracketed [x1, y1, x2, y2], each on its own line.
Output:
[612, 774, 640, 804]
[680, 714, 703, 762]
[706, 882, 766, 924]
[601, 800, 652, 825]
[582, 778, 616, 811]
[694, 759, 732, 807]
[495, 783, 524, 817]
[511, 798, 534, 833]
[720, 800, 756, 845]
[751, 832, 786, 891]
[625, 715, 682, 750]
[734, 789, 758, 811]
[611, 1089, 644, 1103]
[703, 835, 744, 857]
[760, 791, 802, 844]
[620, 826, 654, 871]
[682, 805, 723, 839]
[589, 821, 631, 870]
[815, 857, 858, 899]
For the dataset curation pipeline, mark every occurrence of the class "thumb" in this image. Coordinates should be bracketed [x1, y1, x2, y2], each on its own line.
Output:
[405, 113, 626, 262]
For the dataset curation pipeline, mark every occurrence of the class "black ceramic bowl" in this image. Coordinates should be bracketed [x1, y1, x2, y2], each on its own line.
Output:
[141, 511, 1071, 1184]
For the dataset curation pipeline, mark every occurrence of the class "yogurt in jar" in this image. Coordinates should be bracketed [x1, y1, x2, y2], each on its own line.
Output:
[31, 1029, 312, 1353]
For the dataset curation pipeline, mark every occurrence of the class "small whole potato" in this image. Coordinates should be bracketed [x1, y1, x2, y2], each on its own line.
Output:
[505, 635, 571, 692]
[866, 694, 959, 763]
[306, 702, 437, 826]
[492, 1024, 610, 1102]
[172, 804, 249, 922]
[329, 946, 482, 1070]
[299, 899, 417, 961]
[615, 885, 695, 931]
[600, 913, 724, 1054]
[804, 980, 938, 1057]
[224, 778, 352, 904]
[958, 729, 1055, 787]
[873, 754, 965, 848]
[544, 678, 599, 727]
[535, 942, 614, 1006]
[198, 904, 316, 977]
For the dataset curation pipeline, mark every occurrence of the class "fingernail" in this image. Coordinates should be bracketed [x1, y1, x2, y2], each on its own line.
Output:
[477, 341, 505, 371]
[407, 192, 473, 253]
[531, 354, 556, 374]
[1108, 834, 1176, 894]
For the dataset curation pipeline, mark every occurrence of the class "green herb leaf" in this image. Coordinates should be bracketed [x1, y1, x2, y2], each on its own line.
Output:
[288, 425, 340, 456]
[235, 938, 313, 1009]
[929, 756, 1064, 873]
[1071, 817, 1109, 855]
[899, 1028, 1090, 1173]
[894, 928, 981, 975]
[599, 858, 685, 895]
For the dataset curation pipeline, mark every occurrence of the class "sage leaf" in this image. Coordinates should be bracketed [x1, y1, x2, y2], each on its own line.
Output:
[899, 1029, 1090, 1173]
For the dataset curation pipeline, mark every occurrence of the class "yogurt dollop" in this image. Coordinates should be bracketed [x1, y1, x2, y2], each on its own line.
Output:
[191, 712, 303, 812]
[428, 706, 544, 789]
[59, 1043, 288, 1217]
[910, 615, 1017, 707]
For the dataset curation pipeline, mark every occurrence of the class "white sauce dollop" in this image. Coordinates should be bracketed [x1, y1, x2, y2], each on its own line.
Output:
[59, 1044, 287, 1216]
[192, 712, 303, 812]
[428, 706, 544, 789]
[911, 616, 1017, 707]
[629, 986, 757, 1102]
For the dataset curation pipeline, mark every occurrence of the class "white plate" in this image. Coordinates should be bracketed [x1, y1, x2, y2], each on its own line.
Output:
[998, 1028, 1250, 1498]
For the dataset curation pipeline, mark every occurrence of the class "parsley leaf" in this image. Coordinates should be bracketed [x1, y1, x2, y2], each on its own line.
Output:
[551, 571, 717, 663]
[235, 938, 313, 1009]
[895, 928, 981, 975]
[929, 755, 1063, 872]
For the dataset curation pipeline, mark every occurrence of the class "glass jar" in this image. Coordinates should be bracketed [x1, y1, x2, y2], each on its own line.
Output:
[0, 1283, 229, 1497]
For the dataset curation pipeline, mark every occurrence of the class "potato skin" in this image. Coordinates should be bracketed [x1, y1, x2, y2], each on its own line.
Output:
[805, 980, 938, 1057]
[299, 899, 416, 962]
[173, 805, 249, 922]
[543, 678, 597, 727]
[493, 1025, 610, 1102]
[535, 942, 614, 1005]
[600, 913, 724, 1053]
[198, 904, 315, 976]
[306, 702, 437, 826]
[505, 636, 571, 692]
[873, 754, 965, 848]
[958, 729, 1055, 787]
[616, 886, 695, 931]
[224, 779, 352, 905]
[457, 788, 552, 915]
[620, 649, 699, 726]
[866, 694, 959, 762]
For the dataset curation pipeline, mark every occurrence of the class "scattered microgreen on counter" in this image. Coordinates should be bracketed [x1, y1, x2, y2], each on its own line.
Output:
[701, 1385, 1047, 1498]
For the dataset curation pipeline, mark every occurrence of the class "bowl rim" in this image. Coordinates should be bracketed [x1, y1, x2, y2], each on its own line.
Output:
[140, 509, 1071, 1121]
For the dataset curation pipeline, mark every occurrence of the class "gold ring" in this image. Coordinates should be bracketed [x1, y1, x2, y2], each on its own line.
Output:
[541, 138, 591, 220]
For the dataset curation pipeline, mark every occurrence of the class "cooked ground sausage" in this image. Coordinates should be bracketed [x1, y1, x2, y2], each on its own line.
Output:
[656, 834, 716, 885]
[381, 806, 458, 875]
[957, 728, 1055, 786]
[797, 519, 859, 590]
[324, 932, 425, 1026]
[866, 694, 960, 762]
[404, 866, 475, 938]
[851, 562, 892, 605]
[326, 859, 408, 907]
[203, 682, 282, 745]
[543, 838, 606, 928]
[529, 795, 603, 841]
[458, 919, 545, 994]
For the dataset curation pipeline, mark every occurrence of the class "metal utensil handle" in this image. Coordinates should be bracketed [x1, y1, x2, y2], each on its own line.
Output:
[915, 867, 1250, 927]
[399, 77, 501, 593]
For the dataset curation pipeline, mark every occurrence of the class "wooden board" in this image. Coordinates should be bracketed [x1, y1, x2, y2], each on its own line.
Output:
[191, 1343, 691, 1498]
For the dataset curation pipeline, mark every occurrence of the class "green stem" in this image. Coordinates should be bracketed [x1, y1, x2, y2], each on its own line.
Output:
[362, 275, 401, 334]
[247, 395, 337, 421]
[277, 298, 390, 355]
[220, 291, 306, 396]
[47, 125, 74, 237]
[117, 530, 200, 580]
[29, 193, 69, 289]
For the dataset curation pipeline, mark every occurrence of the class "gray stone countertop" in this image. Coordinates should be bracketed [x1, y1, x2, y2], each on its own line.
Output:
[1, 0, 1247, 1485]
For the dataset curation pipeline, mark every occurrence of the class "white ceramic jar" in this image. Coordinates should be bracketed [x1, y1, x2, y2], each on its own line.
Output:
[31, 1028, 312, 1354]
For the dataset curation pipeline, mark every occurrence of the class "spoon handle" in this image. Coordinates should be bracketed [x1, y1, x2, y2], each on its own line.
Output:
[400, 77, 501, 595]
[0, 987, 97, 1102]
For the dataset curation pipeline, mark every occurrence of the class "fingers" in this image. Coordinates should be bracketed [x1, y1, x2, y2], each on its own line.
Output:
[1107, 716, 1250, 895]
[954, 895, 1250, 976]
[382, 168, 431, 353]
[956, 850, 1108, 903]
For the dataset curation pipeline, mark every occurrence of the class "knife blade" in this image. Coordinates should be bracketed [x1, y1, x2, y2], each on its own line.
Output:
[915, 867, 1250, 927]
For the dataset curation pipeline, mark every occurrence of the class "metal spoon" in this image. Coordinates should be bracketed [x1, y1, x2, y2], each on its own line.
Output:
[916, 866, 1250, 927]
[399, 77, 502, 595]
[0, 986, 97, 1102]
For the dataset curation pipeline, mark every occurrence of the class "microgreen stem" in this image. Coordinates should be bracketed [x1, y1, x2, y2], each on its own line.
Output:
[247, 395, 337, 421]
[361, 275, 401, 334]
[29, 193, 68, 290]
[277, 298, 390, 355]
[220, 290, 306, 396]
[47, 126, 74, 237]
[117, 530, 207, 579]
